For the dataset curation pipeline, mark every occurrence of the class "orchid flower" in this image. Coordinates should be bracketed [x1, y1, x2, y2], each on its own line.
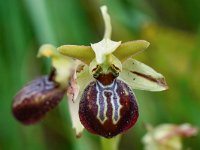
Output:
[58, 6, 168, 138]
[12, 6, 168, 139]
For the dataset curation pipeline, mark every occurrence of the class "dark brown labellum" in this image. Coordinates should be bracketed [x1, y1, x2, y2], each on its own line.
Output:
[12, 76, 65, 125]
[79, 76, 138, 138]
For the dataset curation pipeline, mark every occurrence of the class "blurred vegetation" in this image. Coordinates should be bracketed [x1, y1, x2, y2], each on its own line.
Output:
[0, 0, 200, 150]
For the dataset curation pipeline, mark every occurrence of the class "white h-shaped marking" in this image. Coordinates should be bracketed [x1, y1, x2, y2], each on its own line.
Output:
[96, 80, 122, 124]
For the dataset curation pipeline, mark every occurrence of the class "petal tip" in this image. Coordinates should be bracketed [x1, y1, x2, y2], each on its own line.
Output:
[37, 44, 56, 58]
[158, 78, 168, 91]
[57, 45, 66, 53]
[144, 40, 150, 48]
[137, 40, 150, 49]
[76, 132, 82, 138]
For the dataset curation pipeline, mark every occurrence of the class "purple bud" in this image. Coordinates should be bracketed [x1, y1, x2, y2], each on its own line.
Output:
[12, 76, 65, 125]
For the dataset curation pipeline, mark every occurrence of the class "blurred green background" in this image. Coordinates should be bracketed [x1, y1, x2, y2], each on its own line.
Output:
[0, 0, 200, 149]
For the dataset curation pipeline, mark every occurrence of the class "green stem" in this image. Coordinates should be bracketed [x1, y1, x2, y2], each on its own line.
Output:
[101, 135, 121, 150]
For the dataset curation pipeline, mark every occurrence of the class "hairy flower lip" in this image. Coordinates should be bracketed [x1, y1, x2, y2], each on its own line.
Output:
[79, 79, 139, 138]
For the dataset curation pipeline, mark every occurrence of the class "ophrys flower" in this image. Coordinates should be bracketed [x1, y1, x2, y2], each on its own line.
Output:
[58, 6, 168, 138]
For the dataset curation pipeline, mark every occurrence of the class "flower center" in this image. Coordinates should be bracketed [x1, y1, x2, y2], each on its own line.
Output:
[95, 73, 116, 86]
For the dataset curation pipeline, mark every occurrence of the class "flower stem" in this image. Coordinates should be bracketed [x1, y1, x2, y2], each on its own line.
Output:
[100, 135, 121, 150]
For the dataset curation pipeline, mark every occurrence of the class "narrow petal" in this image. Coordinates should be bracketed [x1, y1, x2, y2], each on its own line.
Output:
[12, 76, 65, 125]
[67, 64, 93, 137]
[67, 92, 84, 138]
[58, 45, 94, 64]
[113, 40, 150, 62]
[119, 58, 168, 91]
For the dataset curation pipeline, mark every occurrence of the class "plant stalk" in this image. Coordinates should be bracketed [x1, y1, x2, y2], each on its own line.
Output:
[101, 135, 121, 150]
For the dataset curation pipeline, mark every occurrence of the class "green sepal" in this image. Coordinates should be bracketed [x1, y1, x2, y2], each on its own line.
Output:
[113, 40, 150, 62]
[57, 45, 94, 64]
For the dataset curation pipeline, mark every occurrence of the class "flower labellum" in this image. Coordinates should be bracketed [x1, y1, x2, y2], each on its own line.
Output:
[79, 74, 138, 138]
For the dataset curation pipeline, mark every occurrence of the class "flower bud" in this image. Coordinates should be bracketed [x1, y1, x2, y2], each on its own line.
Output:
[12, 76, 66, 125]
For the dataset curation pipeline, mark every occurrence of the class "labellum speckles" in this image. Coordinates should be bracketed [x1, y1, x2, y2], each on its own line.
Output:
[12, 74, 66, 125]
[79, 73, 138, 138]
